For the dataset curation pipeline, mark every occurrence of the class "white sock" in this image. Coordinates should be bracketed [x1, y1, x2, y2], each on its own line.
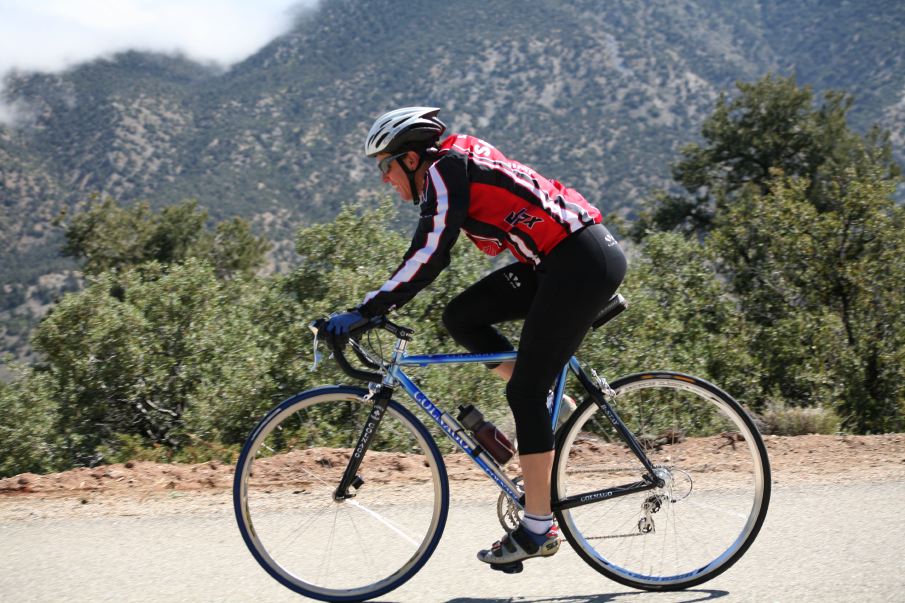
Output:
[521, 512, 554, 535]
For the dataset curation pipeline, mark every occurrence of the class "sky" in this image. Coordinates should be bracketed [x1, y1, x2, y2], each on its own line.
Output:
[0, 0, 315, 78]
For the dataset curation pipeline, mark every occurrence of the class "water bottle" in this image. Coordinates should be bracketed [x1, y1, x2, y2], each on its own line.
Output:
[457, 404, 515, 464]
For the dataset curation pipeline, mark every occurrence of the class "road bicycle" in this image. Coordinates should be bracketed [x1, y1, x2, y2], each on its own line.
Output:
[233, 294, 771, 602]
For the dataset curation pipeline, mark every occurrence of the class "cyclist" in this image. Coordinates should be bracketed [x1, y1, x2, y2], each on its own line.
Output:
[325, 106, 627, 568]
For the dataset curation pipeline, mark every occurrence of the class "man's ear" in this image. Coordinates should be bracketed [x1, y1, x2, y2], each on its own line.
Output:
[405, 151, 420, 170]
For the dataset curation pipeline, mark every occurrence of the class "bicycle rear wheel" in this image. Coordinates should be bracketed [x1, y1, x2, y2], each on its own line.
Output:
[234, 385, 448, 602]
[553, 372, 770, 591]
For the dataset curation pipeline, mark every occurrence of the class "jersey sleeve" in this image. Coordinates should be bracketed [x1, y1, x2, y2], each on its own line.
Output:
[357, 156, 469, 318]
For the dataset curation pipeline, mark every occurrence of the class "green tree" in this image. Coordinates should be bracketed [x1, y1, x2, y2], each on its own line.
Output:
[632, 74, 905, 433]
[30, 259, 281, 467]
[0, 370, 59, 476]
[59, 197, 270, 279]
[709, 168, 905, 431]
[1, 199, 504, 475]
[633, 74, 901, 239]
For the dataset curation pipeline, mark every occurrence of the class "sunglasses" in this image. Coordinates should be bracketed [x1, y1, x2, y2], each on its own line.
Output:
[378, 152, 407, 175]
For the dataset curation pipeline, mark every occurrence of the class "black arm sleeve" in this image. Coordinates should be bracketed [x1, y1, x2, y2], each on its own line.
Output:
[358, 156, 470, 318]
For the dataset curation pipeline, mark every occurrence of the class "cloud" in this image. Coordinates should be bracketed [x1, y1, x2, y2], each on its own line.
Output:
[0, 0, 317, 125]
[0, 93, 40, 129]
[0, 0, 318, 76]
[0, 0, 315, 74]
[0, 102, 17, 126]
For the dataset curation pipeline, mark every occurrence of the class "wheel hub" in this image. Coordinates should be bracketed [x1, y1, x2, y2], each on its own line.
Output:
[653, 465, 693, 502]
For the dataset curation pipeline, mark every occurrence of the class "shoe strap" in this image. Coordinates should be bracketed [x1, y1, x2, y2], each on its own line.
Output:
[510, 525, 541, 554]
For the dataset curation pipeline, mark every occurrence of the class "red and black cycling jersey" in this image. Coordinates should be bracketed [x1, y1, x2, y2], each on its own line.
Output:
[358, 134, 603, 318]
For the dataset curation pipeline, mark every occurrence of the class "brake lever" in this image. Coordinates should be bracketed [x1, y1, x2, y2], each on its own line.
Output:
[309, 320, 325, 371]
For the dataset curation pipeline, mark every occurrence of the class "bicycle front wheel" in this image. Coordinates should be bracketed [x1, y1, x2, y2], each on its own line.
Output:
[234, 386, 449, 602]
[553, 372, 770, 591]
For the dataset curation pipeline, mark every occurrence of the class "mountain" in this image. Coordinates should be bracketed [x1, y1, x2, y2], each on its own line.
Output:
[2, 0, 904, 365]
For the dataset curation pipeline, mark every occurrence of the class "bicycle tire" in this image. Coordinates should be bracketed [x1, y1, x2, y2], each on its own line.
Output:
[234, 385, 449, 602]
[552, 372, 771, 591]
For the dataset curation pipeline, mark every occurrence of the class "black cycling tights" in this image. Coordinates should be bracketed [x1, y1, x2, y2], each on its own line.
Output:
[442, 224, 626, 455]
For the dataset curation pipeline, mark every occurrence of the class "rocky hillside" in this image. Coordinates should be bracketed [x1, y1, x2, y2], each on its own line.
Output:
[1, 0, 904, 364]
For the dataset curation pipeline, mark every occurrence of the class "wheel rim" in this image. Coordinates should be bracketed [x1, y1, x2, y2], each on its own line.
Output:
[555, 376, 769, 587]
[235, 392, 446, 600]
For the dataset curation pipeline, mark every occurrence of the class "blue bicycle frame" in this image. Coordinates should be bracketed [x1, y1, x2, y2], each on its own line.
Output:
[368, 320, 653, 508]
[328, 313, 663, 512]
[398, 351, 573, 428]
[384, 347, 575, 509]
[383, 350, 662, 509]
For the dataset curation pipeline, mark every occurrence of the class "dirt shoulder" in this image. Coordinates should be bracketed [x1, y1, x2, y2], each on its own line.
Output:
[1, 434, 902, 519]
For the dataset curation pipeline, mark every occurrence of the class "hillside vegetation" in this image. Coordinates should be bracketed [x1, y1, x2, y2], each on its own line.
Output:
[2, 0, 905, 363]
[1, 74, 902, 478]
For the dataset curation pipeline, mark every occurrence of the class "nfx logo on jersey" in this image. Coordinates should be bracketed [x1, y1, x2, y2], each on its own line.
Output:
[505, 208, 543, 229]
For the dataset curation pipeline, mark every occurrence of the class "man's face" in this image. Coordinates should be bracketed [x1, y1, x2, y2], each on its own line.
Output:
[376, 151, 416, 201]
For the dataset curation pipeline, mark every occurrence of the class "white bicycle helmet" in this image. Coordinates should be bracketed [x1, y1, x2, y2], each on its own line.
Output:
[364, 107, 446, 157]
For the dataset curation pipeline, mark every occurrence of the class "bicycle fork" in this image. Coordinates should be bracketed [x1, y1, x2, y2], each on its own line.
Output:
[333, 383, 392, 501]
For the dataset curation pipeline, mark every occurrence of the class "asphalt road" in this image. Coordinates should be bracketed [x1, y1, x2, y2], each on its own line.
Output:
[1, 480, 903, 602]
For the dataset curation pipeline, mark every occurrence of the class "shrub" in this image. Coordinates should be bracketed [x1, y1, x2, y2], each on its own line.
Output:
[757, 401, 842, 436]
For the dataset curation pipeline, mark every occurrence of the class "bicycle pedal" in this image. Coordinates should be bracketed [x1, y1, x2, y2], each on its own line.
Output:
[490, 561, 524, 574]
